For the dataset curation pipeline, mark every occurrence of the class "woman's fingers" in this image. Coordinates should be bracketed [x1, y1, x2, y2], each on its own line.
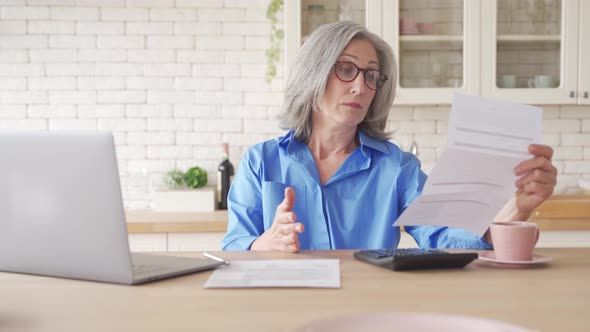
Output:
[522, 180, 554, 197]
[279, 231, 299, 245]
[277, 187, 296, 213]
[529, 144, 553, 160]
[516, 168, 557, 189]
[515, 155, 556, 176]
[281, 241, 300, 253]
[278, 222, 301, 236]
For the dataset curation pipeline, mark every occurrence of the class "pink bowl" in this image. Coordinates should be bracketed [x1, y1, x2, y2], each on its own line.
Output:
[418, 22, 435, 34]
[399, 18, 419, 35]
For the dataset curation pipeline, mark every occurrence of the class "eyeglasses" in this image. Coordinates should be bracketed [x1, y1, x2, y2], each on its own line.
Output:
[333, 61, 388, 91]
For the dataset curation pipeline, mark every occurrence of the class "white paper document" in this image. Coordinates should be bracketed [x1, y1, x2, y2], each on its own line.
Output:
[203, 259, 340, 288]
[395, 93, 543, 235]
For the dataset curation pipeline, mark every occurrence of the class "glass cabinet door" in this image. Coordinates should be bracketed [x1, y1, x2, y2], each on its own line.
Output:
[383, 0, 477, 104]
[481, 0, 579, 104]
[284, 0, 377, 79]
[300, 0, 365, 38]
[496, 0, 561, 90]
[398, 0, 464, 89]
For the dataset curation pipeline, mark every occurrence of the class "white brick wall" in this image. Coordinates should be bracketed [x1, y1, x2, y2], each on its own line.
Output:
[101, 8, 148, 21]
[0, 2, 588, 210]
[0, 77, 26, 89]
[78, 76, 125, 90]
[0, 104, 26, 117]
[29, 77, 75, 90]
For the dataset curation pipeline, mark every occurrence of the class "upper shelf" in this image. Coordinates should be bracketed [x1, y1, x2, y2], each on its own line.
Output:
[399, 35, 463, 42]
[399, 35, 463, 51]
[496, 34, 561, 43]
[399, 34, 561, 43]
[398, 34, 560, 51]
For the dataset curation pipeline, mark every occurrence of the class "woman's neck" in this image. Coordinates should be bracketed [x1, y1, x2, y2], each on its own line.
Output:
[307, 127, 359, 161]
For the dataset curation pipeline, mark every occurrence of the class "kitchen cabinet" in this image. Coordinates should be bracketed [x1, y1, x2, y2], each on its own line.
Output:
[284, 0, 589, 105]
[126, 210, 228, 252]
[382, 0, 478, 104]
[580, 0, 590, 104]
[128, 233, 224, 252]
[481, 0, 589, 105]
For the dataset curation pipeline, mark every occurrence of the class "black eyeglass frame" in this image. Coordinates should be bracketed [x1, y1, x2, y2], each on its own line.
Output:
[333, 61, 388, 91]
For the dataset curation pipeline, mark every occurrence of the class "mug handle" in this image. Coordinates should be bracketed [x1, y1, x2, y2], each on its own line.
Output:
[528, 79, 535, 88]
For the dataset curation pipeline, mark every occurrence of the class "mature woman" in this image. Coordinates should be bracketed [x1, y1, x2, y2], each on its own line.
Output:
[221, 21, 556, 252]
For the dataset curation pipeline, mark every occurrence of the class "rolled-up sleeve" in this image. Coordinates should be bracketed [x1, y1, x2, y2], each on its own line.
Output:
[405, 225, 493, 250]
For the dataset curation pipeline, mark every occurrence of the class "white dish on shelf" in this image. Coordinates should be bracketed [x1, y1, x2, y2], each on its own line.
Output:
[292, 312, 534, 332]
[478, 251, 552, 265]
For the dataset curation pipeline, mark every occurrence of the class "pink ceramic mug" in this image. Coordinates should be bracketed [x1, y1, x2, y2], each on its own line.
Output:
[490, 221, 539, 261]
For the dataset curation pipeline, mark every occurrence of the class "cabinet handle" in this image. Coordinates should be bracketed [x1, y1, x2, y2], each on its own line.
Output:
[570, 91, 575, 98]
[585, 91, 589, 98]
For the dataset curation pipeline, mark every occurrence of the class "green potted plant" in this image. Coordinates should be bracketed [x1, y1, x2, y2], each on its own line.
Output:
[152, 166, 216, 212]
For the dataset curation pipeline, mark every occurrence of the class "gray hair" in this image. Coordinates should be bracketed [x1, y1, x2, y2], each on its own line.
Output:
[279, 21, 397, 142]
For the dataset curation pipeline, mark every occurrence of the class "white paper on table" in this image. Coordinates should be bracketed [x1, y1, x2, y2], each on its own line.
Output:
[395, 93, 543, 236]
[203, 259, 340, 288]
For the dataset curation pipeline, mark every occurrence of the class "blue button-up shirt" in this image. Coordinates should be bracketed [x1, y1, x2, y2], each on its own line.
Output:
[222, 130, 492, 251]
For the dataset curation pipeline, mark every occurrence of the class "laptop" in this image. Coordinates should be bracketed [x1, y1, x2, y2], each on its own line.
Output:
[0, 131, 225, 285]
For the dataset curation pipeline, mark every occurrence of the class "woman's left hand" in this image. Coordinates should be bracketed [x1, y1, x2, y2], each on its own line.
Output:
[513, 144, 558, 218]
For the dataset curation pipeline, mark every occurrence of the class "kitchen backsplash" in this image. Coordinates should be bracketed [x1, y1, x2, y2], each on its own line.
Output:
[0, 1, 588, 209]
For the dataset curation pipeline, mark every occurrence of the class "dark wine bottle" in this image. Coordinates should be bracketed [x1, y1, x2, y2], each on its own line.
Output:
[217, 143, 234, 210]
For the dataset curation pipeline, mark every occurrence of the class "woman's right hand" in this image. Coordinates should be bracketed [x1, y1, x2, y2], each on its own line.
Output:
[250, 187, 304, 252]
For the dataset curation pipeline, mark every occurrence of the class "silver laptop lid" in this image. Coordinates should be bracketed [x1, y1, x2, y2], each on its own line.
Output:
[0, 131, 134, 284]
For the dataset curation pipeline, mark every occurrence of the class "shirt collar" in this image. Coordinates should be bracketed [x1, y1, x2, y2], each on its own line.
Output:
[278, 130, 297, 154]
[279, 129, 391, 156]
[357, 130, 391, 156]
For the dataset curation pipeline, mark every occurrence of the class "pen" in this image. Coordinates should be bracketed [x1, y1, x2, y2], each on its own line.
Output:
[203, 252, 230, 265]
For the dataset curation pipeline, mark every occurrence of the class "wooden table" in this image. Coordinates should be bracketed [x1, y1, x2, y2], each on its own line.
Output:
[1, 248, 588, 332]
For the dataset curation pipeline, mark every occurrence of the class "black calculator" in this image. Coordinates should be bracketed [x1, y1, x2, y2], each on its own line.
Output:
[353, 248, 479, 271]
